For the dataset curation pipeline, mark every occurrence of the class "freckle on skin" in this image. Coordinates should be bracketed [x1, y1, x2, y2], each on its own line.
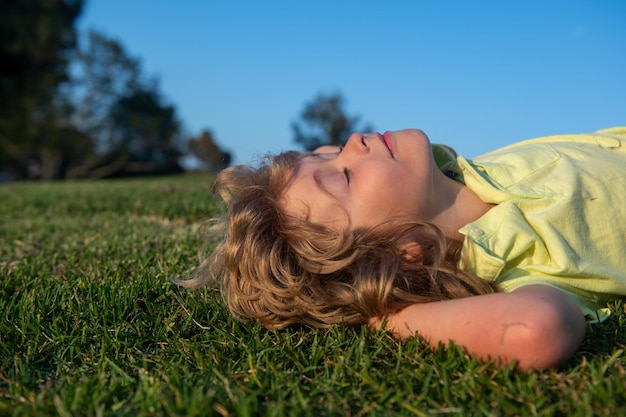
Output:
[500, 322, 528, 345]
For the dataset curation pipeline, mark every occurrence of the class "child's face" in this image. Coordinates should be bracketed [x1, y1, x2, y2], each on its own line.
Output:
[282, 129, 448, 230]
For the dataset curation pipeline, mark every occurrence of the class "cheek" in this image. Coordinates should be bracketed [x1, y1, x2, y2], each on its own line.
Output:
[365, 173, 425, 217]
[355, 176, 410, 215]
[312, 204, 350, 230]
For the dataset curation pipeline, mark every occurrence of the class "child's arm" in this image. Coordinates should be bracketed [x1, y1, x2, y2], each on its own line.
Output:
[371, 284, 586, 370]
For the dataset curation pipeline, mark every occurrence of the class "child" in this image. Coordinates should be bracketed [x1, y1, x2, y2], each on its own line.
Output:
[180, 127, 626, 370]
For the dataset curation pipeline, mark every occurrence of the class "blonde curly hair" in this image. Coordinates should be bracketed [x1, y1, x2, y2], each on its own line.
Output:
[179, 151, 494, 328]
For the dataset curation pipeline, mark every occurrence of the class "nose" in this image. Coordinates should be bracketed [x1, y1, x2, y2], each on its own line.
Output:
[343, 133, 369, 155]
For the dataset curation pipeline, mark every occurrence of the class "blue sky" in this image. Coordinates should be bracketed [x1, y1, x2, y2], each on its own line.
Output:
[79, 0, 626, 165]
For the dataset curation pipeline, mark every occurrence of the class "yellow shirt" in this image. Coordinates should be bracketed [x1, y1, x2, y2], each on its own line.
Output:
[454, 127, 626, 322]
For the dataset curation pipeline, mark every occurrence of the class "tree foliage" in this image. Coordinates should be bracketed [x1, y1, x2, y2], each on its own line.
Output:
[292, 92, 374, 151]
[0, 0, 84, 179]
[73, 31, 142, 149]
[187, 130, 232, 172]
[71, 31, 185, 177]
[0, 1, 231, 180]
[108, 87, 183, 175]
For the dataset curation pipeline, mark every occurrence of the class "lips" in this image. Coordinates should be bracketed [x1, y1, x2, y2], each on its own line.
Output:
[380, 131, 394, 158]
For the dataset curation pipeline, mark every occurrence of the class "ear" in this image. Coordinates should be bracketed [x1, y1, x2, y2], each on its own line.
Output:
[400, 241, 423, 265]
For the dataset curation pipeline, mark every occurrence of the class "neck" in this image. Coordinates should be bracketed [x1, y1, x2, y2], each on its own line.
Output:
[432, 176, 493, 240]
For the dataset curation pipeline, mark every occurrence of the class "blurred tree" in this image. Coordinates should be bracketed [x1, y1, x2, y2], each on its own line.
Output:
[69, 31, 184, 177]
[66, 31, 171, 178]
[72, 31, 141, 152]
[0, 3, 194, 179]
[292, 91, 374, 151]
[187, 130, 231, 172]
[0, 0, 84, 179]
[108, 87, 183, 175]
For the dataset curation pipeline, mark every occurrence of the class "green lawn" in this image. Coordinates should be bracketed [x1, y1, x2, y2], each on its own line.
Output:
[1, 176, 625, 416]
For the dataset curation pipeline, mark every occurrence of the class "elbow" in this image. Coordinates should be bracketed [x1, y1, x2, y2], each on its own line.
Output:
[503, 300, 586, 370]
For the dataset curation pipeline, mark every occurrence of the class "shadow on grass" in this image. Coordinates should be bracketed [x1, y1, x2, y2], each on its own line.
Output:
[569, 300, 625, 367]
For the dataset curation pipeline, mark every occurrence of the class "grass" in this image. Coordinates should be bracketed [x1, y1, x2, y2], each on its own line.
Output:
[1, 175, 625, 416]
